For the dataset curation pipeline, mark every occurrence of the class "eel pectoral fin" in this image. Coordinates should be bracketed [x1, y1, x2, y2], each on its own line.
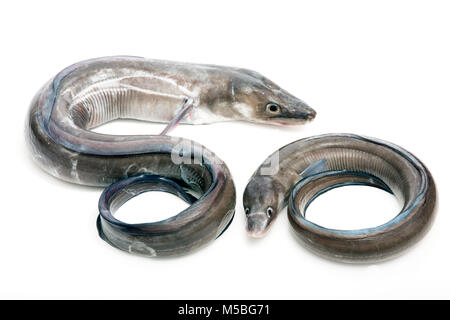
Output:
[159, 98, 195, 135]
[299, 158, 328, 178]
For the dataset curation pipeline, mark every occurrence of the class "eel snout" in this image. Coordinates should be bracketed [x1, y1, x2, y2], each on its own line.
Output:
[246, 212, 271, 238]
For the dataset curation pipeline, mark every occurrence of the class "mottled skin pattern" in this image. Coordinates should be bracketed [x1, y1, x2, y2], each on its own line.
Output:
[243, 134, 436, 263]
[26, 56, 315, 257]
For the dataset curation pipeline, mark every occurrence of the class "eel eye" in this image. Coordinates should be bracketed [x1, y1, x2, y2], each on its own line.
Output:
[266, 103, 280, 114]
[245, 208, 250, 215]
[266, 207, 274, 218]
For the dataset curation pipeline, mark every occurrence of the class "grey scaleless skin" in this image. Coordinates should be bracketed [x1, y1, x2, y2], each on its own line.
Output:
[243, 134, 436, 263]
[26, 56, 315, 257]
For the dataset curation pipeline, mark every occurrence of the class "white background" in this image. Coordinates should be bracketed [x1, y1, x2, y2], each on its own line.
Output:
[1, 1, 449, 299]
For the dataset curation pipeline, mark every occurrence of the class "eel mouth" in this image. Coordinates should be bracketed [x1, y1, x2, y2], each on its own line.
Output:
[247, 230, 269, 238]
[268, 110, 317, 126]
[250, 116, 315, 128]
[278, 110, 317, 125]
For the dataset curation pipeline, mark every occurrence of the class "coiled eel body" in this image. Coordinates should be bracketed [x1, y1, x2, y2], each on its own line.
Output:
[243, 134, 436, 263]
[26, 56, 315, 257]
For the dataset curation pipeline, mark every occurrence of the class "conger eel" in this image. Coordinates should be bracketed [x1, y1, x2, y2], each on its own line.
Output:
[243, 134, 436, 263]
[26, 56, 315, 257]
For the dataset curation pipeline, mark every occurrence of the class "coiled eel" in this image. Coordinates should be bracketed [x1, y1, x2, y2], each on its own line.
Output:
[26, 56, 315, 257]
[243, 134, 436, 263]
